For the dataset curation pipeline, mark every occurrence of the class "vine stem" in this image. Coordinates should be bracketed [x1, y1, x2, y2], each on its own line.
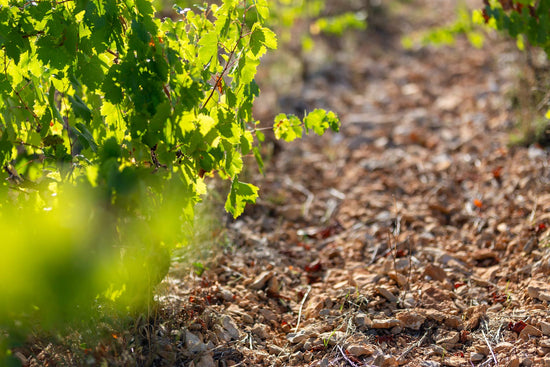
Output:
[200, 1, 249, 111]
[3, 51, 41, 130]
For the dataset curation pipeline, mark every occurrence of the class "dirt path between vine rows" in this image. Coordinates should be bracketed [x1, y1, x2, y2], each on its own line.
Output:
[23, 0, 550, 366]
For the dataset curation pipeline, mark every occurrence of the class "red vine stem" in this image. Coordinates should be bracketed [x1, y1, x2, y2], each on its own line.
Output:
[200, 1, 249, 110]
[3, 51, 41, 130]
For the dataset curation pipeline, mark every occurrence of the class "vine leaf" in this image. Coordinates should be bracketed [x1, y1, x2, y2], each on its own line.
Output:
[225, 179, 259, 218]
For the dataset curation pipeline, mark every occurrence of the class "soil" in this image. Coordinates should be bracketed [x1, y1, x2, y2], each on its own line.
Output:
[17, 0, 550, 366]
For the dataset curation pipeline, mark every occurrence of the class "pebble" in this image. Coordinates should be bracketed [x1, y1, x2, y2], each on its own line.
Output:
[388, 271, 408, 287]
[434, 330, 459, 345]
[470, 353, 485, 362]
[248, 271, 273, 290]
[371, 318, 402, 329]
[319, 331, 345, 346]
[251, 324, 270, 339]
[541, 321, 550, 336]
[376, 286, 398, 303]
[196, 353, 215, 367]
[267, 344, 283, 354]
[287, 328, 315, 344]
[347, 344, 375, 357]
[221, 315, 240, 340]
[396, 311, 425, 330]
[494, 341, 514, 352]
[519, 324, 542, 340]
[354, 312, 373, 329]
[373, 354, 398, 367]
[423, 263, 447, 282]
[521, 357, 533, 367]
[220, 288, 235, 302]
[267, 276, 280, 294]
[420, 362, 441, 367]
[527, 281, 550, 302]
[185, 330, 208, 354]
[259, 308, 278, 323]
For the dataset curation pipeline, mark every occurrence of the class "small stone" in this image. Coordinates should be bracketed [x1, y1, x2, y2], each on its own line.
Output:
[319, 331, 345, 346]
[527, 281, 550, 301]
[376, 286, 398, 303]
[487, 303, 504, 313]
[420, 362, 441, 367]
[471, 249, 499, 261]
[423, 264, 447, 282]
[444, 315, 464, 330]
[539, 338, 550, 348]
[241, 313, 254, 324]
[185, 330, 207, 354]
[214, 324, 231, 342]
[520, 325, 543, 340]
[252, 324, 270, 339]
[397, 311, 425, 330]
[394, 258, 411, 272]
[267, 276, 280, 294]
[521, 357, 533, 367]
[267, 344, 283, 354]
[371, 318, 402, 329]
[470, 353, 485, 362]
[347, 344, 375, 357]
[544, 357, 550, 367]
[434, 330, 459, 345]
[289, 351, 303, 364]
[221, 315, 240, 340]
[390, 326, 402, 334]
[220, 288, 235, 302]
[497, 223, 508, 233]
[542, 321, 550, 336]
[373, 354, 398, 367]
[259, 308, 278, 323]
[464, 304, 487, 330]
[494, 342, 514, 353]
[304, 295, 325, 319]
[248, 271, 274, 290]
[388, 271, 408, 287]
[507, 356, 520, 367]
[287, 327, 316, 344]
[196, 353, 215, 367]
[354, 312, 373, 329]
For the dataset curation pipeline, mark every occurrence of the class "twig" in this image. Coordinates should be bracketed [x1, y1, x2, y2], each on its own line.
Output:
[481, 329, 498, 365]
[337, 345, 359, 367]
[397, 330, 429, 362]
[294, 285, 311, 333]
[200, 1, 248, 110]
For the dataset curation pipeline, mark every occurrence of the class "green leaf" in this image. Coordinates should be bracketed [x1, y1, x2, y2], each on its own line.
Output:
[304, 109, 340, 135]
[254, 0, 270, 20]
[68, 95, 93, 123]
[273, 113, 302, 142]
[48, 83, 64, 125]
[249, 24, 277, 59]
[74, 122, 98, 152]
[198, 31, 218, 67]
[225, 179, 259, 218]
[224, 145, 243, 176]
